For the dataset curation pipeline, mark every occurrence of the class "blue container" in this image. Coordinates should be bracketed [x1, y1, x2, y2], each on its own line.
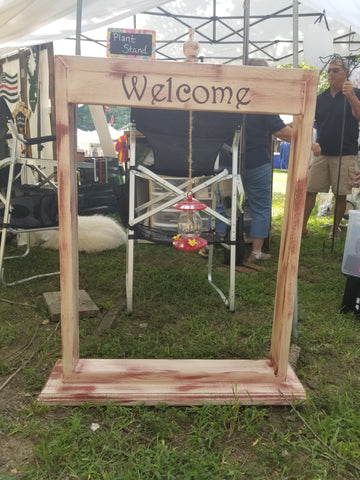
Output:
[273, 153, 280, 169]
[279, 142, 290, 170]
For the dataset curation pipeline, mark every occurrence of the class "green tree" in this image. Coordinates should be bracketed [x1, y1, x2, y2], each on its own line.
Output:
[277, 62, 328, 93]
[77, 104, 94, 131]
[77, 105, 130, 131]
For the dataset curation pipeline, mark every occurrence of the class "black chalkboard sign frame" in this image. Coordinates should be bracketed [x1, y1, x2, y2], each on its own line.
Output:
[107, 28, 156, 59]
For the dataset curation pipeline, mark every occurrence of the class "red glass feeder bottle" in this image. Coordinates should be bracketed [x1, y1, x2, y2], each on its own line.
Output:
[172, 191, 208, 252]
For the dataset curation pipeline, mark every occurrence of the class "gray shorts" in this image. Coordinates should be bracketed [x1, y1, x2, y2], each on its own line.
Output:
[306, 154, 357, 195]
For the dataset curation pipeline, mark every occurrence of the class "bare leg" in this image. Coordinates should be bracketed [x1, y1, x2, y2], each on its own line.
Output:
[333, 195, 346, 232]
[302, 192, 317, 234]
[252, 237, 264, 254]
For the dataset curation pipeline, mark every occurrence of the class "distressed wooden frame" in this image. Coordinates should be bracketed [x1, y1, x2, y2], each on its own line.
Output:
[38, 55, 318, 405]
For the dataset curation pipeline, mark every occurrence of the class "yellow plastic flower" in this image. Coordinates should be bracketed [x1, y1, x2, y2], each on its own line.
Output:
[188, 238, 198, 247]
[173, 234, 181, 240]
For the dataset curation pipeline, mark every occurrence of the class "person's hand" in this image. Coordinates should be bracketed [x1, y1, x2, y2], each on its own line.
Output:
[311, 142, 321, 156]
[343, 79, 360, 121]
[343, 80, 355, 98]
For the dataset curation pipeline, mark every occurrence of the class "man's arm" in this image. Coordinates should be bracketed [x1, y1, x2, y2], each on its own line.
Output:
[343, 80, 360, 121]
[274, 125, 321, 156]
[274, 125, 292, 143]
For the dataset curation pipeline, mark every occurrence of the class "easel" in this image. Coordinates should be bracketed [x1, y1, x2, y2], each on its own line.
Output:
[38, 55, 318, 405]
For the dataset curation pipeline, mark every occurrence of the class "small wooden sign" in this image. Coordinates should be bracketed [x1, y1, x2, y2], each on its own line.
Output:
[107, 28, 155, 59]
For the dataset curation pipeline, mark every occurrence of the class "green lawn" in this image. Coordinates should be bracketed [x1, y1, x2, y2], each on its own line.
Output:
[0, 171, 359, 479]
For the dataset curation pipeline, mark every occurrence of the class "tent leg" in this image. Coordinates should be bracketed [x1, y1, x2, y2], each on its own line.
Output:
[126, 232, 134, 314]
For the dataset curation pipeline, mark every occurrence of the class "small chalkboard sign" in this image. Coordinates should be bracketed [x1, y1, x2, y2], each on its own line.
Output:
[107, 28, 156, 59]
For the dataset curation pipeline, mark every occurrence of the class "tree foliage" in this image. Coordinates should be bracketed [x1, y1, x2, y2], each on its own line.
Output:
[277, 62, 329, 93]
[77, 105, 130, 131]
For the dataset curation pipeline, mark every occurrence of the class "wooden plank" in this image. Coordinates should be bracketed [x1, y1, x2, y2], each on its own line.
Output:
[59, 55, 312, 115]
[38, 359, 306, 406]
[270, 69, 319, 376]
[55, 56, 80, 380]
[43, 290, 99, 322]
[95, 297, 125, 332]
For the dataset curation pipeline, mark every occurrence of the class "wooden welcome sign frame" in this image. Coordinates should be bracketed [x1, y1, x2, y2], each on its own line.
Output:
[38, 55, 318, 405]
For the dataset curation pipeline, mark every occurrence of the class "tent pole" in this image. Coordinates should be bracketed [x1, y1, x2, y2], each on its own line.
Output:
[293, 0, 299, 67]
[213, 0, 216, 42]
[76, 0, 83, 55]
[243, 0, 250, 65]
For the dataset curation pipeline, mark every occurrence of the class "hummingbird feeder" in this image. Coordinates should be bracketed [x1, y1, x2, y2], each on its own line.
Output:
[172, 190, 208, 252]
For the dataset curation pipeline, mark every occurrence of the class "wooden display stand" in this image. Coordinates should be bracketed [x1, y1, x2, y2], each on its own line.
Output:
[38, 55, 318, 406]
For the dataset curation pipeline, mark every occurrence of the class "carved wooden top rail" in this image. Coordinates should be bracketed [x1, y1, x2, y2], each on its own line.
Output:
[55, 55, 317, 116]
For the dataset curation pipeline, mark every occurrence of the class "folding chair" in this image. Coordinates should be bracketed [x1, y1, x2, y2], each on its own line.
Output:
[126, 108, 244, 312]
[0, 97, 59, 285]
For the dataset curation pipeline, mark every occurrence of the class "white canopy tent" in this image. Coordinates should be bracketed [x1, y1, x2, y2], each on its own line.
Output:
[77, 126, 124, 156]
[1, 0, 360, 161]
[0, 1, 360, 65]
[0, 0, 168, 57]
[1, 0, 360, 160]
[300, 0, 360, 36]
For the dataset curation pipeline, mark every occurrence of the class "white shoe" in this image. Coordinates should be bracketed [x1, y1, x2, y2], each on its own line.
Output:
[248, 251, 271, 262]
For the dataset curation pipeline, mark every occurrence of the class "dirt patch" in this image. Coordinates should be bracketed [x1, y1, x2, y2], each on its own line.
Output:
[0, 377, 38, 477]
[0, 432, 35, 476]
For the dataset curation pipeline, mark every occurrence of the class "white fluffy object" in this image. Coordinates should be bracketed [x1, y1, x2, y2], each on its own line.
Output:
[30, 215, 127, 253]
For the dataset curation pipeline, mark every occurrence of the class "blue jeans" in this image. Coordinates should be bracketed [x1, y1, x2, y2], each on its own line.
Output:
[207, 186, 228, 234]
[243, 163, 272, 239]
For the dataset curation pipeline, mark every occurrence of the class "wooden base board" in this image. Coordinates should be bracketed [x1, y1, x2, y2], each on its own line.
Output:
[43, 290, 99, 322]
[38, 359, 306, 406]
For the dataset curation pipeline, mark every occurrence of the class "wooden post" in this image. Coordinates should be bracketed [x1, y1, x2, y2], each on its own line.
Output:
[270, 75, 318, 376]
[54, 56, 80, 380]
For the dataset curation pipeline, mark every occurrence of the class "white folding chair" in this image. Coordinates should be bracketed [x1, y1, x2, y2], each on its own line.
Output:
[125, 108, 244, 312]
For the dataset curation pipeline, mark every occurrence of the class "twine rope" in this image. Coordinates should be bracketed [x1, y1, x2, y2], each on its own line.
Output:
[188, 110, 193, 188]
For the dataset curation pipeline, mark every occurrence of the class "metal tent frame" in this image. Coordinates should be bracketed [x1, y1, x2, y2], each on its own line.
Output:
[72, 0, 360, 66]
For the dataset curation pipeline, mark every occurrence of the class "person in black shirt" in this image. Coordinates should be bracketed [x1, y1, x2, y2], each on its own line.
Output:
[302, 56, 360, 240]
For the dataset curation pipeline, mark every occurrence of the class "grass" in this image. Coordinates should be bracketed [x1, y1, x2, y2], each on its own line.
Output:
[1, 170, 360, 479]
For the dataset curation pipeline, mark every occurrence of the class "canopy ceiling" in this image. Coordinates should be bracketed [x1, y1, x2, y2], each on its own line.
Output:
[0, 0, 167, 57]
[0, 0, 360, 65]
[129, 0, 360, 65]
